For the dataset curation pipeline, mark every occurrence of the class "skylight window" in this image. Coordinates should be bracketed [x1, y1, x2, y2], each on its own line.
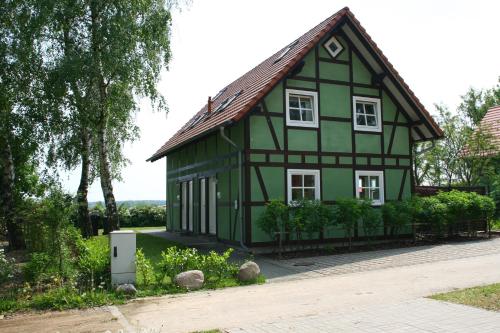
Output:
[213, 87, 227, 101]
[274, 39, 299, 64]
[188, 113, 204, 129]
[214, 90, 243, 113]
[323, 36, 343, 58]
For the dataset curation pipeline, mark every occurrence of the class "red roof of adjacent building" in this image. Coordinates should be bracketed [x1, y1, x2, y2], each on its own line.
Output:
[478, 105, 500, 154]
[149, 7, 443, 162]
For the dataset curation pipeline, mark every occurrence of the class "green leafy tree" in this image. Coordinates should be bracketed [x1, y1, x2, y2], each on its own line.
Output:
[85, 0, 174, 231]
[39, 0, 180, 234]
[0, 1, 50, 249]
[459, 79, 500, 126]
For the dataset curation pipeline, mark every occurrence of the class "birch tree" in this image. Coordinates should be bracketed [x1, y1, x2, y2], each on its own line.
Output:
[86, 0, 173, 231]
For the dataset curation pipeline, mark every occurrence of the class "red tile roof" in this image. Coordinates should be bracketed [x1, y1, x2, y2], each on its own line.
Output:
[149, 7, 442, 162]
[478, 105, 500, 154]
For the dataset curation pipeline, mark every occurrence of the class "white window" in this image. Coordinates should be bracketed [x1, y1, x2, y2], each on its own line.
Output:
[324, 36, 343, 58]
[353, 96, 382, 132]
[287, 169, 320, 203]
[355, 170, 384, 205]
[286, 89, 319, 128]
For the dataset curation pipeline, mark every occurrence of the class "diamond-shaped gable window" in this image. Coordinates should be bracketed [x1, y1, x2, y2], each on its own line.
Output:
[324, 36, 343, 58]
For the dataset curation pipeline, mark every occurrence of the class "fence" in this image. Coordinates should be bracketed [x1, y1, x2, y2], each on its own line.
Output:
[415, 185, 486, 197]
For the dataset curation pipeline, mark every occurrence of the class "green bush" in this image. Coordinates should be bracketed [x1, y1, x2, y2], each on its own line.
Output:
[21, 187, 81, 280]
[332, 198, 362, 249]
[156, 247, 201, 284]
[358, 200, 382, 243]
[76, 236, 110, 289]
[0, 249, 16, 285]
[292, 200, 333, 245]
[416, 197, 449, 236]
[381, 200, 414, 237]
[257, 200, 290, 241]
[23, 252, 52, 283]
[153, 247, 238, 288]
[136, 248, 154, 286]
[432, 190, 496, 234]
[200, 249, 237, 283]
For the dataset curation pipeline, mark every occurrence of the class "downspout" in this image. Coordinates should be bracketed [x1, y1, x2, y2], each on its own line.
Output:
[219, 126, 249, 251]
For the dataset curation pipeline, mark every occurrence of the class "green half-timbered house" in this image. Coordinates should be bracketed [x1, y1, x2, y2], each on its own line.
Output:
[148, 7, 443, 247]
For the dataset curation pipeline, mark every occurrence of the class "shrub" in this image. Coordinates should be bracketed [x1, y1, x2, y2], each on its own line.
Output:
[136, 248, 154, 286]
[76, 236, 110, 289]
[200, 248, 237, 283]
[381, 200, 414, 238]
[333, 198, 362, 249]
[257, 200, 290, 242]
[432, 190, 496, 235]
[156, 247, 201, 284]
[358, 200, 382, 243]
[292, 200, 333, 247]
[416, 197, 449, 236]
[23, 252, 52, 283]
[0, 249, 16, 285]
[155, 247, 238, 287]
[21, 187, 80, 280]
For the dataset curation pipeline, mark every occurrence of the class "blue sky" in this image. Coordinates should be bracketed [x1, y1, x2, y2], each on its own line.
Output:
[61, 0, 500, 201]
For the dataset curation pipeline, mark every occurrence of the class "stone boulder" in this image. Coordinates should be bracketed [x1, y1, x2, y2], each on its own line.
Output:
[175, 270, 204, 290]
[116, 283, 137, 295]
[238, 261, 260, 282]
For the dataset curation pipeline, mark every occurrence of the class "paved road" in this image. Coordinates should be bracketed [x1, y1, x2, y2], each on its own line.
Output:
[1, 237, 500, 333]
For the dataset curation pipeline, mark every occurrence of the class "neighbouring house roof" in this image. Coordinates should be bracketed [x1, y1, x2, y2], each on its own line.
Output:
[148, 7, 443, 162]
[475, 105, 500, 156]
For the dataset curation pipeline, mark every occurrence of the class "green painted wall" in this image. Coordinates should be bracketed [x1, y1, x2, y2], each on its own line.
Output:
[246, 31, 413, 244]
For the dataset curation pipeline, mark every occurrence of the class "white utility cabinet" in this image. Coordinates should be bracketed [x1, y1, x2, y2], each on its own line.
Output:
[110, 230, 136, 285]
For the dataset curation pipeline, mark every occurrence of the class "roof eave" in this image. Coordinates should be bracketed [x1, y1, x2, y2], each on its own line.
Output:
[147, 119, 234, 162]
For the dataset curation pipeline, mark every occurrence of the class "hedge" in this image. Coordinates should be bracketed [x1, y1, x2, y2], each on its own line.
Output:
[88, 205, 166, 229]
[258, 191, 496, 248]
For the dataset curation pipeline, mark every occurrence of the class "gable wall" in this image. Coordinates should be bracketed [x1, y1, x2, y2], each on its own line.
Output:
[246, 30, 413, 244]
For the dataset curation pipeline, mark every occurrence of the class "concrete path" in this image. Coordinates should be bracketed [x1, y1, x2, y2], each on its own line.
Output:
[226, 298, 500, 333]
[2, 238, 500, 333]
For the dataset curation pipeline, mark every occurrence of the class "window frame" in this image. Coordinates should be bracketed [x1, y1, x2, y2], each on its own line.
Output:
[287, 169, 321, 204]
[352, 96, 382, 132]
[285, 89, 319, 128]
[355, 170, 385, 206]
[323, 36, 343, 58]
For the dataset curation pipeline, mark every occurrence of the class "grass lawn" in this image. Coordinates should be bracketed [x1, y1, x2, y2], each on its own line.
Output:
[136, 232, 184, 263]
[430, 283, 500, 312]
[98, 226, 165, 235]
[93, 232, 183, 263]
